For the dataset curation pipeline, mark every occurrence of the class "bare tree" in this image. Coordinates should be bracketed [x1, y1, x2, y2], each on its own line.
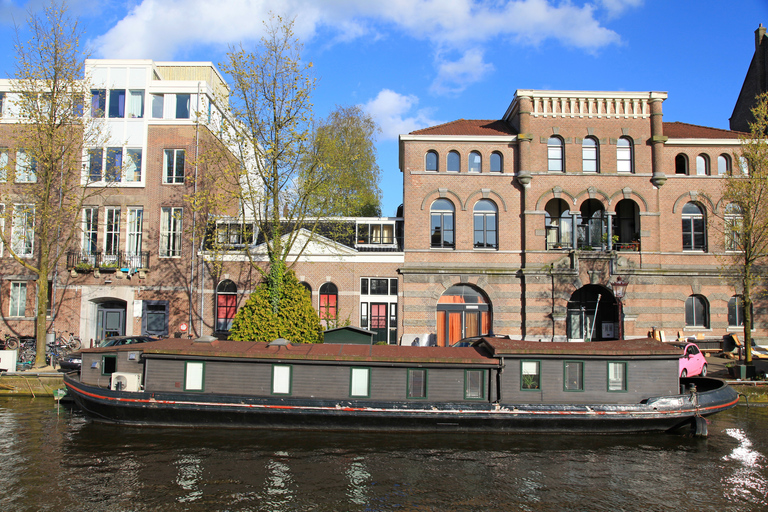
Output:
[0, 1, 106, 365]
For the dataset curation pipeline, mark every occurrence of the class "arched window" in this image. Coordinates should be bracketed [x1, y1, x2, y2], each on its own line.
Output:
[216, 279, 237, 332]
[425, 151, 438, 172]
[468, 151, 481, 173]
[582, 137, 598, 173]
[724, 203, 743, 251]
[431, 199, 455, 248]
[613, 199, 640, 249]
[675, 154, 688, 175]
[685, 295, 709, 328]
[717, 154, 730, 175]
[319, 282, 338, 321]
[300, 281, 312, 298]
[490, 152, 502, 173]
[578, 199, 605, 248]
[696, 154, 709, 175]
[617, 137, 633, 173]
[545, 198, 572, 250]
[682, 202, 706, 251]
[447, 151, 460, 172]
[473, 199, 497, 249]
[436, 284, 491, 346]
[547, 137, 564, 172]
[728, 296, 752, 328]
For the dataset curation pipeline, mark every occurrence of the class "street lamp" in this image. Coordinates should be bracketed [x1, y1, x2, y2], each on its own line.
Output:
[612, 276, 628, 340]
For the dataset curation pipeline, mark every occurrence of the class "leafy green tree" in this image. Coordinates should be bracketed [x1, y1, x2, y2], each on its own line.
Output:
[719, 91, 768, 365]
[229, 269, 322, 343]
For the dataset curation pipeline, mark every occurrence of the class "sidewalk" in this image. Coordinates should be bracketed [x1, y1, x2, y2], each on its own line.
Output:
[703, 353, 768, 381]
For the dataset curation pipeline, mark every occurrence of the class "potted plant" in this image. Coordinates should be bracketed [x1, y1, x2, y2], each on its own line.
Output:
[74, 261, 93, 273]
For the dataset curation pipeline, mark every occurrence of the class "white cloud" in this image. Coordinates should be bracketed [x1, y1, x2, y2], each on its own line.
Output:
[430, 48, 495, 96]
[92, 0, 625, 60]
[361, 89, 440, 139]
[598, 0, 644, 19]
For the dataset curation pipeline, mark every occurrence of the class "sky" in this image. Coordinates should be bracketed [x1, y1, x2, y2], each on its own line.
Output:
[1, 0, 767, 217]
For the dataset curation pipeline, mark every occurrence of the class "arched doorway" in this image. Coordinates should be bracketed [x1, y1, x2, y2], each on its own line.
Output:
[566, 285, 618, 341]
[436, 284, 491, 346]
[95, 299, 127, 342]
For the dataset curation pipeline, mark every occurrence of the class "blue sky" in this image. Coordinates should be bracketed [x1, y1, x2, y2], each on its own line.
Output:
[1, 0, 767, 216]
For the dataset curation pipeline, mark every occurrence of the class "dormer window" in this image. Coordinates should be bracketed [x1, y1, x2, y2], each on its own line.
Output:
[356, 222, 395, 245]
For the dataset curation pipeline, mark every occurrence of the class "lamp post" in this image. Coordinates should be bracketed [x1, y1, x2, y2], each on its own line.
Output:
[612, 276, 628, 340]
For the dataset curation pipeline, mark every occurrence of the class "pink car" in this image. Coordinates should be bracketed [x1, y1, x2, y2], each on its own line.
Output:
[676, 342, 708, 377]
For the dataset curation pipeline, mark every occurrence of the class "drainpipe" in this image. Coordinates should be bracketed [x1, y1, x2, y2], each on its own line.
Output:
[190, 82, 201, 337]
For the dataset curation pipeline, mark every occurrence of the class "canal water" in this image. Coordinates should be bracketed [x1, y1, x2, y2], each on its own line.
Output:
[0, 398, 766, 512]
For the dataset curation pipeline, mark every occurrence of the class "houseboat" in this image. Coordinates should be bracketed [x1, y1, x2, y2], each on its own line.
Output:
[62, 336, 739, 435]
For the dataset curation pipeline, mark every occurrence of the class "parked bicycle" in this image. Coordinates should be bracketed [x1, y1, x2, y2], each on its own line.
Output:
[15, 337, 36, 370]
[2, 333, 20, 351]
[55, 331, 81, 351]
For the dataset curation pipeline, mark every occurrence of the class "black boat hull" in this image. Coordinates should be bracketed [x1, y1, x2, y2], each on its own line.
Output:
[64, 375, 739, 434]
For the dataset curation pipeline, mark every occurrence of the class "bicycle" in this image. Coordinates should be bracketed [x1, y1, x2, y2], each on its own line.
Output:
[2, 333, 20, 351]
[55, 331, 81, 352]
[15, 337, 36, 370]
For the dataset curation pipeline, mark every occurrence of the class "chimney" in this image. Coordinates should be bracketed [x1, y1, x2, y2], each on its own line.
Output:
[757, 23, 766, 51]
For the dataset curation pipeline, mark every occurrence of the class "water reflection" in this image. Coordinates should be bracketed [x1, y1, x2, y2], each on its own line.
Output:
[1, 398, 767, 511]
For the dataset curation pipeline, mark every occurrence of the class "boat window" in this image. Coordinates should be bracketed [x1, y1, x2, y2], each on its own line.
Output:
[101, 355, 116, 376]
[464, 369, 485, 399]
[407, 368, 427, 399]
[184, 361, 205, 392]
[521, 360, 540, 390]
[350, 367, 371, 398]
[607, 362, 627, 392]
[272, 364, 292, 395]
[564, 361, 583, 391]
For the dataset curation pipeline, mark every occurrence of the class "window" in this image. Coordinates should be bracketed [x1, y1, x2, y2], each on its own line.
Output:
[214, 222, 254, 248]
[106, 147, 122, 182]
[163, 149, 185, 184]
[425, 150, 438, 172]
[682, 202, 706, 251]
[468, 151, 481, 173]
[184, 361, 205, 392]
[9, 282, 26, 317]
[176, 93, 191, 119]
[717, 154, 730, 175]
[490, 152, 502, 173]
[91, 89, 106, 117]
[582, 137, 598, 173]
[473, 199, 498, 249]
[88, 148, 102, 182]
[350, 367, 371, 398]
[564, 361, 584, 391]
[545, 199, 573, 250]
[696, 154, 709, 176]
[109, 89, 125, 118]
[12, 204, 34, 256]
[464, 369, 485, 399]
[675, 154, 688, 175]
[436, 284, 490, 346]
[125, 148, 142, 182]
[356, 222, 395, 245]
[319, 282, 338, 321]
[216, 280, 237, 332]
[725, 203, 743, 252]
[607, 362, 626, 392]
[407, 368, 427, 398]
[104, 207, 120, 261]
[362, 278, 395, 296]
[142, 300, 169, 336]
[151, 94, 164, 118]
[15, 151, 36, 182]
[0, 148, 7, 182]
[102, 355, 117, 376]
[126, 207, 143, 260]
[547, 137, 563, 172]
[272, 364, 292, 395]
[685, 295, 709, 328]
[447, 151, 460, 172]
[728, 296, 752, 328]
[521, 360, 540, 390]
[82, 207, 98, 254]
[430, 199, 455, 248]
[128, 90, 144, 118]
[617, 137, 633, 173]
[738, 156, 749, 175]
[160, 207, 183, 257]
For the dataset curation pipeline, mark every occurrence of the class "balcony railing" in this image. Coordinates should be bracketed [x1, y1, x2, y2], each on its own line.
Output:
[67, 250, 150, 271]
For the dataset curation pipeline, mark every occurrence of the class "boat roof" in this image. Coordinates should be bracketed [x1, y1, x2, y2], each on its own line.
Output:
[82, 336, 681, 364]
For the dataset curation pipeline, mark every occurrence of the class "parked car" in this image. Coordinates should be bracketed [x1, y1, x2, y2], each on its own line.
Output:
[675, 342, 708, 377]
[450, 334, 510, 347]
[59, 336, 158, 371]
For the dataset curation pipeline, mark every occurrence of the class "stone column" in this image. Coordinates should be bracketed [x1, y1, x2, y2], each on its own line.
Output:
[649, 94, 668, 187]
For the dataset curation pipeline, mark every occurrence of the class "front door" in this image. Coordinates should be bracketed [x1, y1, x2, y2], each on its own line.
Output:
[97, 307, 125, 342]
[370, 303, 388, 343]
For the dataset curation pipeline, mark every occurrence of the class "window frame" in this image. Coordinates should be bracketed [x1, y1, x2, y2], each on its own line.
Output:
[728, 295, 753, 329]
[216, 280, 237, 333]
[547, 137, 564, 172]
[682, 202, 707, 252]
[473, 199, 498, 249]
[468, 151, 482, 173]
[616, 137, 633, 173]
[271, 364, 293, 395]
[0, 147, 8, 182]
[607, 361, 627, 392]
[685, 295, 709, 329]
[104, 206, 121, 258]
[184, 361, 205, 392]
[489, 151, 503, 173]
[9, 281, 27, 317]
[563, 361, 584, 392]
[15, 150, 37, 183]
[425, 150, 438, 172]
[464, 369, 486, 400]
[350, 367, 371, 398]
[430, 198, 455, 249]
[319, 282, 338, 321]
[446, 150, 460, 172]
[159, 206, 183, 257]
[11, 204, 34, 257]
[521, 360, 541, 391]
[582, 137, 598, 173]
[407, 368, 428, 399]
[163, 149, 185, 184]
[696, 154, 709, 176]
[101, 355, 117, 376]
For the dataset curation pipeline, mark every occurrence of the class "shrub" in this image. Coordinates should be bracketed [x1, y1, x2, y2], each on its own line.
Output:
[229, 269, 323, 343]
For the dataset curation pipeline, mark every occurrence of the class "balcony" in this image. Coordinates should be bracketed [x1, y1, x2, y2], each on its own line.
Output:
[67, 250, 150, 273]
